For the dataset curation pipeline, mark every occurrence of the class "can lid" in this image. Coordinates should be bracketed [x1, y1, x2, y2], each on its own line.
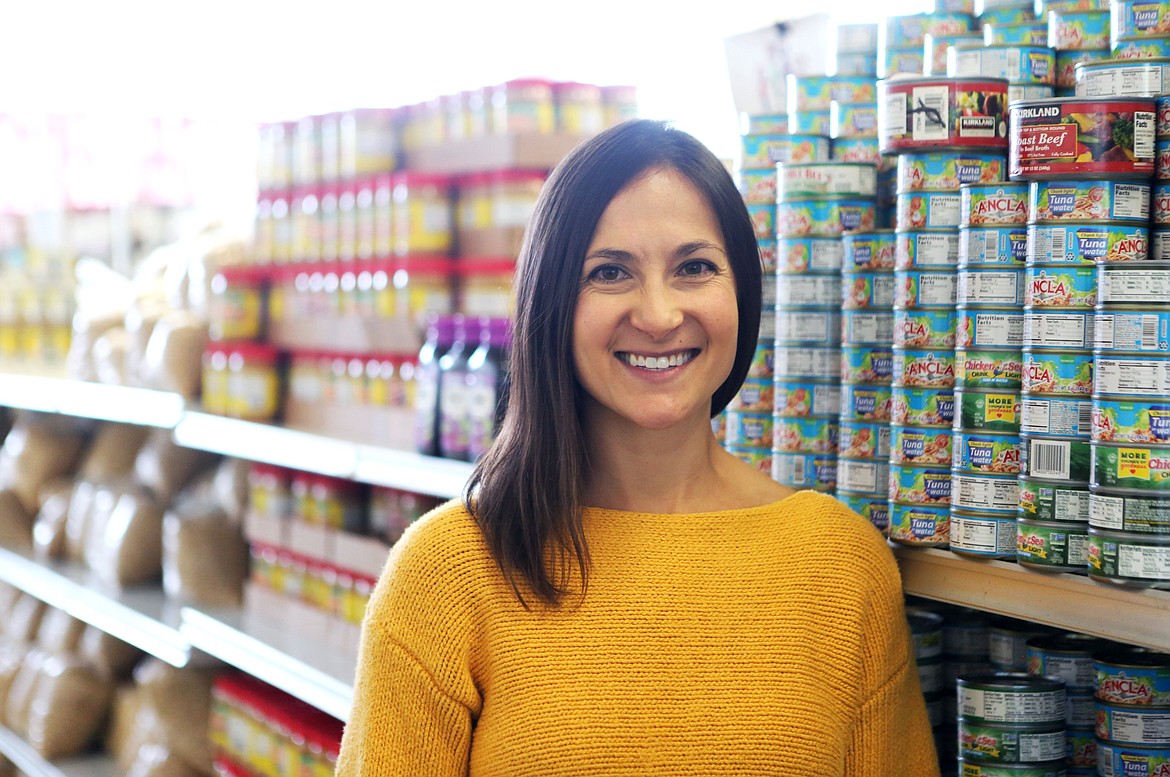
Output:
[957, 671, 1067, 691]
[1093, 647, 1170, 667]
[1026, 633, 1112, 654]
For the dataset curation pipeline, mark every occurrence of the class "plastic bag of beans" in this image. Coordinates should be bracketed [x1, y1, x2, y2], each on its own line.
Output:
[90, 487, 165, 588]
[139, 310, 208, 398]
[162, 500, 247, 607]
[80, 423, 150, 481]
[132, 659, 216, 774]
[134, 430, 217, 503]
[78, 625, 143, 681]
[0, 487, 33, 550]
[35, 608, 86, 656]
[25, 653, 114, 759]
[0, 415, 87, 515]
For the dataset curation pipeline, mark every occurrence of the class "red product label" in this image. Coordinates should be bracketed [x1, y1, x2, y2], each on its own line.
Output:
[1015, 124, 1078, 161]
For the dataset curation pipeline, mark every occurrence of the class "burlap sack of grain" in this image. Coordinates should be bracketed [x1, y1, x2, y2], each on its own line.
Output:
[212, 458, 249, 523]
[134, 430, 217, 504]
[32, 485, 72, 560]
[25, 653, 114, 759]
[139, 311, 207, 398]
[0, 417, 87, 515]
[132, 660, 216, 774]
[80, 423, 150, 481]
[4, 648, 46, 734]
[4, 595, 45, 644]
[91, 487, 165, 588]
[66, 309, 125, 382]
[0, 488, 33, 550]
[162, 501, 247, 607]
[79, 625, 143, 680]
[35, 608, 86, 656]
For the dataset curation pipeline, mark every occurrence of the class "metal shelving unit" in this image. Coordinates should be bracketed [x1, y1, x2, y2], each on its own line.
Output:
[0, 726, 118, 777]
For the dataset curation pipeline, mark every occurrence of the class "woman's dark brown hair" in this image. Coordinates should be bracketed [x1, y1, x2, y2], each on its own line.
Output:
[464, 119, 762, 605]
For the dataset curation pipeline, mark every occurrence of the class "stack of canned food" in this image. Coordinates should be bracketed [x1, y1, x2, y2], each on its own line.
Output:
[1027, 633, 1112, 772]
[1094, 648, 1170, 775]
[836, 22, 879, 78]
[789, 75, 876, 140]
[928, 0, 985, 76]
[1048, 0, 1111, 94]
[949, 10, 1058, 105]
[981, 3, 1047, 55]
[836, 229, 895, 531]
[957, 671, 1071, 775]
[950, 180, 1030, 558]
[907, 606, 953, 763]
[880, 11, 977, 78]
[1112, 0, 1170, 58]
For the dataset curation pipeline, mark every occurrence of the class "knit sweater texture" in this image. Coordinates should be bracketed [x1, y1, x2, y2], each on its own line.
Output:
[337, 490, 939, 776]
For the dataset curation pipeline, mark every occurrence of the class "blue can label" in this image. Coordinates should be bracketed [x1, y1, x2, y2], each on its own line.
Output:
[1094, 700, 1170, 746]
[897, 152, 1007, 192]
[889, 464, 953, 503]
[1024, 310, 1095, 350]
[952, 471, 1021, 512]
[1097, 657, 1170, 706]
[1023, 351, 1095, 396]
[1025, 265, 1098, 308]
[842, 310, 895, 345]
[957, 308, 1025, 349]
[896, 229, 961, 269]
[888, 500, 951, 546]
[738, 168, 777, 204]
[958, 267, 1026, 306]
[842, 231, 897, 270]
[776, 236, 845, 273]
[831, 136, 882, 165]
[740, 133, 831, 169]
[1026, 223, 1149, 264]
[959, 225, 1028, 265]
[893, 349, 958, 389]
[773, 345, 839, 380]
[778, 197, 877, 237]
[1096, 312, 1170, 353]
[836, 491, 889, 530]
[842, 383, 893, 422]
[891, 425, 954, 466]
[895, 308, 958, 349]
[1049, 9, 1110, 49]
[1029, 180, 1151, 224]
[789, 111, 831, 135]
[771, 452, 837, 489]
[1021, 395, 1092, 437]
[842, 272, 896, 309]
[724, 411, 773, 445]
[953, 431, 1023, 473]
[837, 457, 890, 493]
[774, 380, 842, 417]
[892, 386, 956, 427]
[773, 415, 839, 453]
[841, 344, 893, 383]
[775, 310, 842, 345]
[747, 204, 775, 240]
[1093, 398, 1170, 444]
[896, 190, 962, 230]
[839, 420, 892, 459]
[831, 103, 879, 138]
[1113, 0, 1170, 38]
[950, 511, 1018, 556]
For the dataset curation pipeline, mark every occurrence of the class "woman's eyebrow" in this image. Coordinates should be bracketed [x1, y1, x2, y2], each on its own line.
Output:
[673, 239, 726, 258]
[583, 248, 635, 263]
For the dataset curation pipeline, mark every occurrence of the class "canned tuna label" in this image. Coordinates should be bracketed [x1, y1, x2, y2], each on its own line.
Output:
[743, 114, 787, 135]
[1160, 138, 1170, 179]
[1113, 1, 1170, 38]
[1095, 354, 1170, 397]
[957, 719, 1067, 763]
[842, 272, 896, 309]
[724, 411, 773, 446]
[1049, 9, 1110, 49]
[778, 162, 878, 199]
[1091, 490, 1170, 532]
[1114, 34, 1170, 59]
[949, 44, 1056, 85]
[776, 273, 843, 307]
[1160, 95, 1170, 137]
[954, 431, 1023, 473]
[1029, 180, 1151, 222]
[842, 310, 896, 345]
[896, 229, 961, 268]
[983, 22, 1049, 46]
[892, 425, 955, 466]
[888, 501, 951, 545]
[841, 383, 894, 421]
[1075, 58, 1170, 97]
[776, 236, 845, 273]
[841, 345, 893, 383]
[774, 310, 842, 345]
[773, 345, 839, 380]
[738, 168, 777, 204]
[896, 191, 962, 229]
[774, 381, 842, 418]
[885, 13, 975, 48]
[1067, 727, 1098, 768]
[1099, 266, 1170, 304]
[1021, 434, 1093, 480]
[960, 225, 1028, 264]
[837, 491, 890, 529]
[896, 270, 959, 306]
[1018, 518, 1090, 568]
[839, 420, 892, 459]
[789, 112, 831, 136]
[1095, 701, 1170, 746]
[831, 136, 882, 164]
[747, 204, 776, 240]
[896, 151, 1007, 191]
[894, 348, 958, 388]
[831, 103, 879, 138]
[978, 5, 1036, 26]
[1021, 395, 1093, 436]
[956, 388, 1022, 432]
[758, 239, 778, 273]
[957, 349, 1025, 389]
[895, 308, 959, 348]
[1095, 651, 1170, 705]
[777, 197, 877, 237]
[729, 377, 774, 413]
[893, 386, 956, 426]
[1026, 222, 1149, 263]
[772, 452, 837, 490]
[773, 416, 839, 453]
[837, 457, 890, 493]
[1089, 527, 1170, 584]
[1057, 49, 1112, 89]
[959, 267, 1026, 306]
[950, 511, 1018, 556]
[889, 464, 953, 503]
[958, 675, 1068, 724]
[1093, 398, 1170, 444]
[788, 75, 834, 112]
[741, 133, 832, 169]
[958, 309, 1025, 348]
[748, 342, 775, 379]
[961, 182, 1029, 226]
[1024, 310, 1095, 349]
[1019, 476, 1091, 521]
[842, 231, 897, 270]
[1011, 98, 1157, 178]
[953, 471, 1021, 512]
[1156, 229, 1170, 260]
[1095, 311, 1170, 353]
[878, 77, 1010, 153]
[726, 445, 772, 473]
[838, 23, 879, 53]
[1024, 265, 1097, 308]
[1008, 83, 1056, 104]
[926, 32, 985, 76]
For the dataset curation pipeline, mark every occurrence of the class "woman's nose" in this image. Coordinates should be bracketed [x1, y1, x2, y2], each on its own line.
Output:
[629, 283, 684, 337]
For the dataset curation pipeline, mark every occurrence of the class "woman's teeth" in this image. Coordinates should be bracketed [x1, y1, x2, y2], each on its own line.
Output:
[622, 351, 695, 370]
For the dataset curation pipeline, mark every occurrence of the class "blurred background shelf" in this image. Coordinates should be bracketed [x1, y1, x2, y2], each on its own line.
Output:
[0, 373, 184, 429]
[0, 725, 118, 777]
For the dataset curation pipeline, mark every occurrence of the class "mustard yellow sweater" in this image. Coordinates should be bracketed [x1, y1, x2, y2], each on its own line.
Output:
[337, 491, 939, 776]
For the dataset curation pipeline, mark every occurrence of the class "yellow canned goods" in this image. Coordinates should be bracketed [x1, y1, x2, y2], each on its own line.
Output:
[392, 172, 453, 257]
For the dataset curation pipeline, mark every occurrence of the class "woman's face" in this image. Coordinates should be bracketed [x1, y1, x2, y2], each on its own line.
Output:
[572, 166, 738, 434]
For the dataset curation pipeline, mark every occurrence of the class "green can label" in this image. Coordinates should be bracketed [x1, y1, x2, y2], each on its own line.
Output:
[1018, 519, 1089, 568]
[957, 389, 1022, 433]
[957, 349, 1024, 390]
[958, 720, 1066, 763]
[1021, 435, 1092, 481]
[1018, 477, 1089, 522]
[1090, 492, 1170, 533]
[1088, 530, 1170, 585]
[1093, 444, 1170, 492]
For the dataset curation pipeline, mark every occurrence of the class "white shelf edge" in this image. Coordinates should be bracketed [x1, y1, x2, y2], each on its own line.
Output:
[353, 445, 473, 499]
[173, 412, 358, 478]
[0, 545, 191, 668]
[0, 373, 185, 428]
[180, 606, 354, 721]
[894, 545, 1170, 651]
[0, 725, 118, 777]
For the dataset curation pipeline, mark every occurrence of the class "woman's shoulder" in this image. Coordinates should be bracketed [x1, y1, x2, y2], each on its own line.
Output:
[769, 491, 899, 572]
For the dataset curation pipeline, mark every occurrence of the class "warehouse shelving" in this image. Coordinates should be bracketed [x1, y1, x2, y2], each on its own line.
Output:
[0, 373, 184, 429]
[0, 724, 118, 777]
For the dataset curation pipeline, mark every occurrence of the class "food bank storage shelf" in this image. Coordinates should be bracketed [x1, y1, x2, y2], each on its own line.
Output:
[0, 544, 191, 668]
[180, 606, 355, 721]
[0, 726, 118, 777]
[894, 546, 1170, 652]
[0, 373, 184, 428]
[353, 445, 473, 499]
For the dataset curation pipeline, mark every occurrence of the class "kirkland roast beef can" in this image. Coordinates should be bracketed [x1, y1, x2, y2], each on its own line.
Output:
[897, 229, 962, 268]
[956, 388, 1022, 432]
[1017, 517, 1090, 569]
[843, 230, 898, 270]
[958, 673, 1068, 724]
[1028, 180, 1152, 223]
[1090, 489, 1170, 532]
[948, 44, 1057, 85]
[1075, 57, 1170, 97]
[960, 225, 1029, 264]
[878, 77, 1010, 153]
[1026, 222, 1148, 263]
[897, 151, 1007, 190]
[1019, 476, 1091, 521]
[777, 162, 879, 199]
[1088, 528, 1170, 586]
[1010, 98, 1157, 178]
[962, 181, 1029, 225]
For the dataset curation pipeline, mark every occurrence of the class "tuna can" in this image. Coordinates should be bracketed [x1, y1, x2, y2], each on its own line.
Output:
[917, 654, 947, 694]
[1028, 180, 1152, 223]
[843, 229, 898, 270]
[1026, 222, 1149, 263]
[740, 133, 832, 168]
[787, 75, 834, 113]
[980, 5, 1038, 26]
[1017, 517, 1090, 569]
[835, 75, 881, 108]
[991, 621, 1057, 670]
[884, 12, 975, 48]
[953, 471, 1023, 511]
[1020, 392, 1090, 436]
[1074, 57, 1170, 97]
[741, 114, 788, 135]
[948, 44, 1057, 85]
[1160, 138, 1170, 178]
[723, 411, 774, 446]
[839, 420, 893, 459]
[953, 761, 1069, 776]
[837, 457, 891, 494]
[954, 430, 1024, 472]
[726, 445, 772, 474]
[1023, 309, 1095, 350]
[773, 345, 839, 380]
[892, 424, 956, 466]
[774, 380, 843, 418]
[1048, 10, 1110, 50]
[1027, 634, 1109, 689]
[897, 229, 962, 268]
[1096, 649, 1170, 705]
[889, 463, 954, 504]
[777, 196, 877, 237]
[1095, 311, 1170, 353]
[1095, 701, 1170, 745]
[747, 203, 775, 239]
[893, 386, 957, 426]
[831, 103, 879, 139]
[1088, 527, 1170, 586]
[776, 236, 845, 273]
[1021, 433, 1093, 480]
[762, 273, 778, 309]
[832, 136, 883, 165]
[838, 22, 880, 52]
[774, 310, 842, 345]
[1160, 95, 1170, 137]
[1091, 442, 1170, 492]
[729, 377, 775, 413]
[842, 309, 896, 345]
[776, 273, 843, 308]
[946, 613, 993, 659]
[1024, 265, 1097, 309]
[1112, 1, 1170, 39]
[1096, 741, 1170, 776]
[841, 345, 894, 383]
[788, 112, 831, 136]
[897, 151, 1008, 191]
[771, 452, 837, 491]
[927, 32, 987, 75]
[958, 308, 1026, 348]
[1018, 476, 1091, 521]
[957, 718, 1068, 763]
[842, 272, 896, 309]
[894, 348, 959, 388]
[984, 22, 1050, 46]
[1090, 488, 1170, 532]
[896, 190, 963, 230]
[777, 161, 879, 199]
[1056, 49, 1112, 89]
[960, 225, 1029, 264]
[878, 76, 1010, 154]
[748, 342, 775, 380]
[1113, 36, 1170, 60]
[962, 181, 1030, 226]
[838, 491, 891, 530]
[772, 415, 839, 453]
[841, 383, 894, 422]
[1065, 728, 1097, 769]
[889, 499, 952, 545]
[1098, 264, 1170, 305]
[1093, 396, 1170, 444]
[1009, 84, 1058, 104]
[738, 168, 777, 204]
[957, 387, 1023, 432]
[958, 672, 1068, 724]
[1156, 230, 1170, 260]
[1040, 0, 1110, 13]
[957, 349, 1025, 390]
[896, 307, 959, 348]
[960, 267, 1027, 306]
[758, 239, 778, 273]
[896, 269, 959, 307]
[1068, 690, 1098, 728]
[1011, 97, 1157, 177]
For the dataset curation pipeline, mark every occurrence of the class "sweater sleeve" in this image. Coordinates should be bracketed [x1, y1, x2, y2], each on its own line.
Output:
[845, 654, 940, 776]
